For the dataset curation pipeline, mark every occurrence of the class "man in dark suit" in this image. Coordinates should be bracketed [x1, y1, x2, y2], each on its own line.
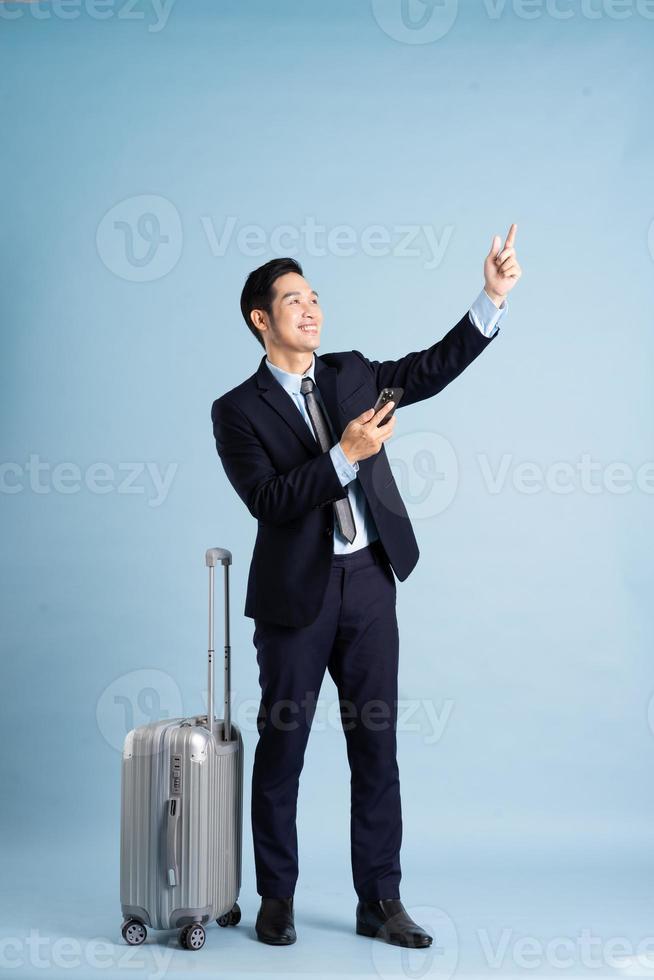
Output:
[211, 226, 522, 947]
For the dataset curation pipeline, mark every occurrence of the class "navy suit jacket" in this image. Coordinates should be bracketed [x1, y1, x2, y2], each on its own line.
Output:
[211, 311, 498, 628]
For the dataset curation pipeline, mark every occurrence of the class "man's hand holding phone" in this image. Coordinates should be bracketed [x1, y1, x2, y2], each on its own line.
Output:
[339, 400, 397, 465]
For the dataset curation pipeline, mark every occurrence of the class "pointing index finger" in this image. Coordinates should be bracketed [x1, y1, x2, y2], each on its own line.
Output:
[504, 223, 517, 249]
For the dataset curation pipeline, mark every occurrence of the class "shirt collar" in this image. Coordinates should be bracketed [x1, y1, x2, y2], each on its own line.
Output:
[265, 353, 316, 396]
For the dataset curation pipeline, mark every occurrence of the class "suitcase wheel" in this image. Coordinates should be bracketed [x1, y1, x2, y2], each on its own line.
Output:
[121, 919, 147, 946]
[217, 902, 241, 927]
[180, 923, 206, 950]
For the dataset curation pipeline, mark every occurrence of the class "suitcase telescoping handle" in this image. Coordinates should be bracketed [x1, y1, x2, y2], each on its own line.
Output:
[205, 548, 232, 742]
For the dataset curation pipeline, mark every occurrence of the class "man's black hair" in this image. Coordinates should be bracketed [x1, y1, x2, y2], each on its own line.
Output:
[240, 257, 304, 349]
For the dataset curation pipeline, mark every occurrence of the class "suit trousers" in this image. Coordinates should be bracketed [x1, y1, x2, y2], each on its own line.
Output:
[250, 538, 402, 901]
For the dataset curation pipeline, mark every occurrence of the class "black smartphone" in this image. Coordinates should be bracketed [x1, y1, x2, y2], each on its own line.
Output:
[372, 387, 404, 426]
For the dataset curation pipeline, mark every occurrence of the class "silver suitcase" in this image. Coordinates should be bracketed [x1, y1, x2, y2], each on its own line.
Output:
[119, 548, 243, 951]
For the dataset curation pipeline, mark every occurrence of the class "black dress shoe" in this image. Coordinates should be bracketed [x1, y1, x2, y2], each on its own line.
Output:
[356, 899, 432, 948]
[255, 897, 296, 945]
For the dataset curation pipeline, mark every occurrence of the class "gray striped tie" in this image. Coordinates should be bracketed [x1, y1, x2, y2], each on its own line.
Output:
[300, 376, 357, 544]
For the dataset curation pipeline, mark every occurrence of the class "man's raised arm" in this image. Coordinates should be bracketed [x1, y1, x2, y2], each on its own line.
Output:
[353, 223, 522, 408]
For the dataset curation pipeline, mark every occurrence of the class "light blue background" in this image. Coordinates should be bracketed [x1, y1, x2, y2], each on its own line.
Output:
[2, 0, 653, 977]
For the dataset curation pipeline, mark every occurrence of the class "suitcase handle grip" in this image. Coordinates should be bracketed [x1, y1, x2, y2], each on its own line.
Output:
[206, 547, 232, 742]
[165, 798, 179, 888]
[205, 548, 232, 567]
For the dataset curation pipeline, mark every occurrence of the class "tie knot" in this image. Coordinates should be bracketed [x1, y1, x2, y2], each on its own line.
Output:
[300, 376, 314, 395]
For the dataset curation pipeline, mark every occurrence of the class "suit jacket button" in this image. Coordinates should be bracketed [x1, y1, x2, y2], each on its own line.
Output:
[324, 527, 333, 537]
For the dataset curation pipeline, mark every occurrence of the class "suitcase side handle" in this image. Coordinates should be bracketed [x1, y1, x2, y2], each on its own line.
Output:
[165, 798, 179, 888]
[206, 547, 232, 743]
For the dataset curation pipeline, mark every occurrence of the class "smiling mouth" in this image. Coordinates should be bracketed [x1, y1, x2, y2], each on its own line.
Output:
[298, 325, 318, 333]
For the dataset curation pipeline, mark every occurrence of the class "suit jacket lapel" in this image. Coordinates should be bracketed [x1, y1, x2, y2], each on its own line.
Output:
[255, 353, 343, 457]
[314, 356, 341, 441]
[255, 355, 319, 457]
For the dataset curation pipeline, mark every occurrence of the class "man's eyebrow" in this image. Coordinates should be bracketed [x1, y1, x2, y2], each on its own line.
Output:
[280, 290, 319, 301]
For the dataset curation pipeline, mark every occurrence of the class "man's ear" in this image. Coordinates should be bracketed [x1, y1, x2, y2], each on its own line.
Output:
[250, 310, 269, 353]
[250, 308, 267, 335]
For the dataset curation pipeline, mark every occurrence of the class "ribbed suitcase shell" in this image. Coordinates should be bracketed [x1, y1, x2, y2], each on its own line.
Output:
[120, 716, 243, 930]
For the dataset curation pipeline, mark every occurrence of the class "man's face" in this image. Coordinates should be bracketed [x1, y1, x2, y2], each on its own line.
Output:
[254, 272, 323, 355]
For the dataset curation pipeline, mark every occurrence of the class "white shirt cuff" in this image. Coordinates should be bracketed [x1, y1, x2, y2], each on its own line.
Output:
[329, 442, 359, 486]
[468, 289, 508, 338]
